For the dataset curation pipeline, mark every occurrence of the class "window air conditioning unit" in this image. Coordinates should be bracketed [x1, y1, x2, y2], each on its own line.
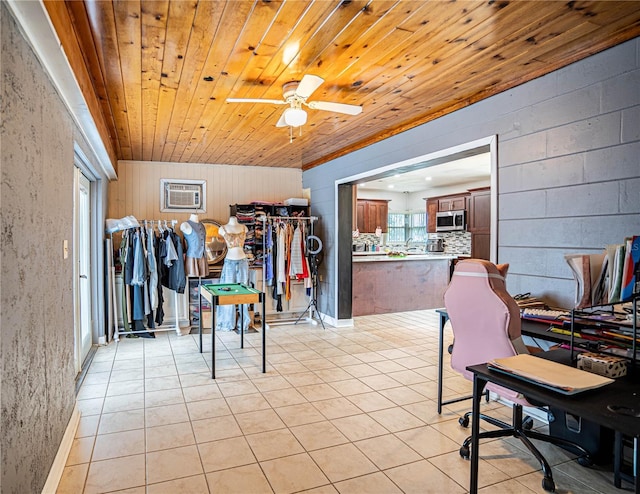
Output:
[160, 179, 206, 213]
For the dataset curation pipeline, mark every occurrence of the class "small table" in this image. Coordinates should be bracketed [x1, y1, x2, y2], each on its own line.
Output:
[466, 351, 640, 493]
[199, 283, 266, 379]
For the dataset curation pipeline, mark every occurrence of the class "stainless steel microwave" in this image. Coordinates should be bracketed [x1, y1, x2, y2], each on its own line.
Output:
[436, 210, 466, 232]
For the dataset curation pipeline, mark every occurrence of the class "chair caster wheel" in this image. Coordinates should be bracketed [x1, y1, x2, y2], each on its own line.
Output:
[459, 445, 470, 459]
[459, 416, 470, 428]
[447, 344, 453, 354]
[577, 456, 593, 467]
[523, 416, 534, 430]
[542, 476, 555, 492]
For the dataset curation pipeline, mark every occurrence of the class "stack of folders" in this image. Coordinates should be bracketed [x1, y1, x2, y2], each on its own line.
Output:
[565, 235, 640, 309]
[488, 354, 614, 395]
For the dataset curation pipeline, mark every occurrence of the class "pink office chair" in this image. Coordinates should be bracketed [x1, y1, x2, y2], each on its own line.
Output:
[444, 259, 590, 493]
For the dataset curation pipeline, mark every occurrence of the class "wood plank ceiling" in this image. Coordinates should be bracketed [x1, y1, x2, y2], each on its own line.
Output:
[45, 0, 640, 171]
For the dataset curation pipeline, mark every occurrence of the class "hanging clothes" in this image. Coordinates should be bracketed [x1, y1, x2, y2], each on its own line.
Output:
[116, 223, 185, 337]
[160, 229, 186, 294]
[147, 225, 158, 311]
[265, 223, 274, 286]
[276, 223, 286, 295]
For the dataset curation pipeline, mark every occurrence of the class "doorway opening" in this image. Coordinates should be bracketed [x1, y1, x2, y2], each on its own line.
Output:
[334, 136, 498, 322]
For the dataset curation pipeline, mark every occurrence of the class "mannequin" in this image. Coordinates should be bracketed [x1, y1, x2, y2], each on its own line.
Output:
[179, 213, 200, 235]
[216, 216, 250, 332]
[218, 216, 248, 260]
[181, 213, 209, 278]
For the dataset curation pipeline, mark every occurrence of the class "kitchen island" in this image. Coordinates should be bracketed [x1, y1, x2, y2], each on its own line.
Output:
[352, 253, 456, 316]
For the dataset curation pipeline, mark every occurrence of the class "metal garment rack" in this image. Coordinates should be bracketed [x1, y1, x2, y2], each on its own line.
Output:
[260, 215, 322, 327]
[110, 219, 182, 341]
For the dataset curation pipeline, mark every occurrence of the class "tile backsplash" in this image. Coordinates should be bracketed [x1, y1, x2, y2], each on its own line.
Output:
[352, 231, 471, 255]
[430, 231, 471, 255]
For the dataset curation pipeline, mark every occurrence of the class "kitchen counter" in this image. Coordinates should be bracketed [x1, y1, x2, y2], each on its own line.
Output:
[352, 252, 458, 262]
[352, 254, 453, 316]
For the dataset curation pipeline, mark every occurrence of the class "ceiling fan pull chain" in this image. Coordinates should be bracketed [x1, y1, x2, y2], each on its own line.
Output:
[289, 125, 293, 144]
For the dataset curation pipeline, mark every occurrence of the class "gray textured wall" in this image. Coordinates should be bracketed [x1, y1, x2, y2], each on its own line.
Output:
[305, 38, 640, 317]
[1, 5, 94, 492]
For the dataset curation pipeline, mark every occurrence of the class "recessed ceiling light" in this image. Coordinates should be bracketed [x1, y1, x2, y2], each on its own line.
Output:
[359, 183, 365, 187]
[388, 184, 394, 189]
[425, 176, 432, 181]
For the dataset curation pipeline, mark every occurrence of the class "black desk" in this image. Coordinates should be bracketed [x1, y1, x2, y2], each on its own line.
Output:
[435, 308, 588, 414]
[467, 351, 640, 493]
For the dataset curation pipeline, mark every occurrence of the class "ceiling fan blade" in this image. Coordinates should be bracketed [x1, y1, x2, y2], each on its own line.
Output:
[226, 98, 286, 105]
[295, 75, 324, 99]
[275, 111, 288, 127]
[307, 101, 363, 115]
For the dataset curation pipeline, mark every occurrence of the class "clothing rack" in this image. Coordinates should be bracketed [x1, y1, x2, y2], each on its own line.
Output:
[107, 218, 183, 342]
[260, 215, 322, 327]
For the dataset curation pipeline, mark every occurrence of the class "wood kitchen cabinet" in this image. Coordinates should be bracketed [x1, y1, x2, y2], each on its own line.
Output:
[426, 199, 438, 233]
[356, 199, 389, 233]
[438, 194, 468, 212]
[426, 193, 468, 233]
[468, 187, 491, 260]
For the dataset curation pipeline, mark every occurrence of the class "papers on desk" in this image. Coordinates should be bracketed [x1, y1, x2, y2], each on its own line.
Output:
[488, 354, 614, 395]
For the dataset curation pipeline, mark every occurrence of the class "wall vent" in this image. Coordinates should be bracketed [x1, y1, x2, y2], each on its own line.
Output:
[160, 179, 206, 212]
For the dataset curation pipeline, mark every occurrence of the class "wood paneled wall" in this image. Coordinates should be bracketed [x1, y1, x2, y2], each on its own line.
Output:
[108, 161, 303, 223]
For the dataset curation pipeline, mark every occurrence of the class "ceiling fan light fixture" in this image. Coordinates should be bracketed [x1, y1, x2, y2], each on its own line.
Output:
[283, 107, 307, 127]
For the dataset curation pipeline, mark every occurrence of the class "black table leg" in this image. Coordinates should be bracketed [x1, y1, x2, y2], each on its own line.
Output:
[437, 310, 478, 414]
[262, 294, 266, 373]
[198, 287, 203, 353]
[634, 436, 639, 494]
[470, 374, 488, 494]
[211, 298, 216, 379]
[437, 311, 447, 414]
[615, 431, 622, 488]
[240, 304, 244, 349]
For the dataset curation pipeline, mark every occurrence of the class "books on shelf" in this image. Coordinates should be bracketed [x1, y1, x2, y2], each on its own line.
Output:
[564, 252, 607, 308]
[565, 235, 640, 308]
[488, 354, 614, 395]
[620, 235, 640, 302]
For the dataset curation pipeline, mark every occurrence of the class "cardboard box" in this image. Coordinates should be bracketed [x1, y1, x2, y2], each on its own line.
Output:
[576, 352, 627, 378]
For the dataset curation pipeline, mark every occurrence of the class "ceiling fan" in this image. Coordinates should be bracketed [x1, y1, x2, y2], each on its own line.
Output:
[227, 74, 363, 130]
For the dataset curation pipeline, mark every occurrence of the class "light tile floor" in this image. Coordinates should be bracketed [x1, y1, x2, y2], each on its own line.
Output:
[58, 310, 623, 493]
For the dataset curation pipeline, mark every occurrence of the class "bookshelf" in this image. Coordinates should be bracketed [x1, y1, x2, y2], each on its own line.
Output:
[568, 295, 639, 364]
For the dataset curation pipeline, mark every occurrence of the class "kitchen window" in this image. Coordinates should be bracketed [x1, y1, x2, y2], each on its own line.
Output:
[387, 213, 405, 242]
[410, 213, 427, 242]
[387, 212, 427, 243]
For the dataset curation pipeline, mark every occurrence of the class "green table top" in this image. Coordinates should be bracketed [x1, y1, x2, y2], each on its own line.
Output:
[202, 283, 260, 297]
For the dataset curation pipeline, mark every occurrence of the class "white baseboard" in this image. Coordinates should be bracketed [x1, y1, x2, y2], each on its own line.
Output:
[41, 404, 81, 494]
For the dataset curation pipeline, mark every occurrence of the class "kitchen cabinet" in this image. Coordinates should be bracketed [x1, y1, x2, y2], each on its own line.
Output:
[468, 187, 491, 260]
[438, 194, 468, 212]
[426, 199, 438, 233]
[356, 199, 389, 233]
[426, 193, 468, 233]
